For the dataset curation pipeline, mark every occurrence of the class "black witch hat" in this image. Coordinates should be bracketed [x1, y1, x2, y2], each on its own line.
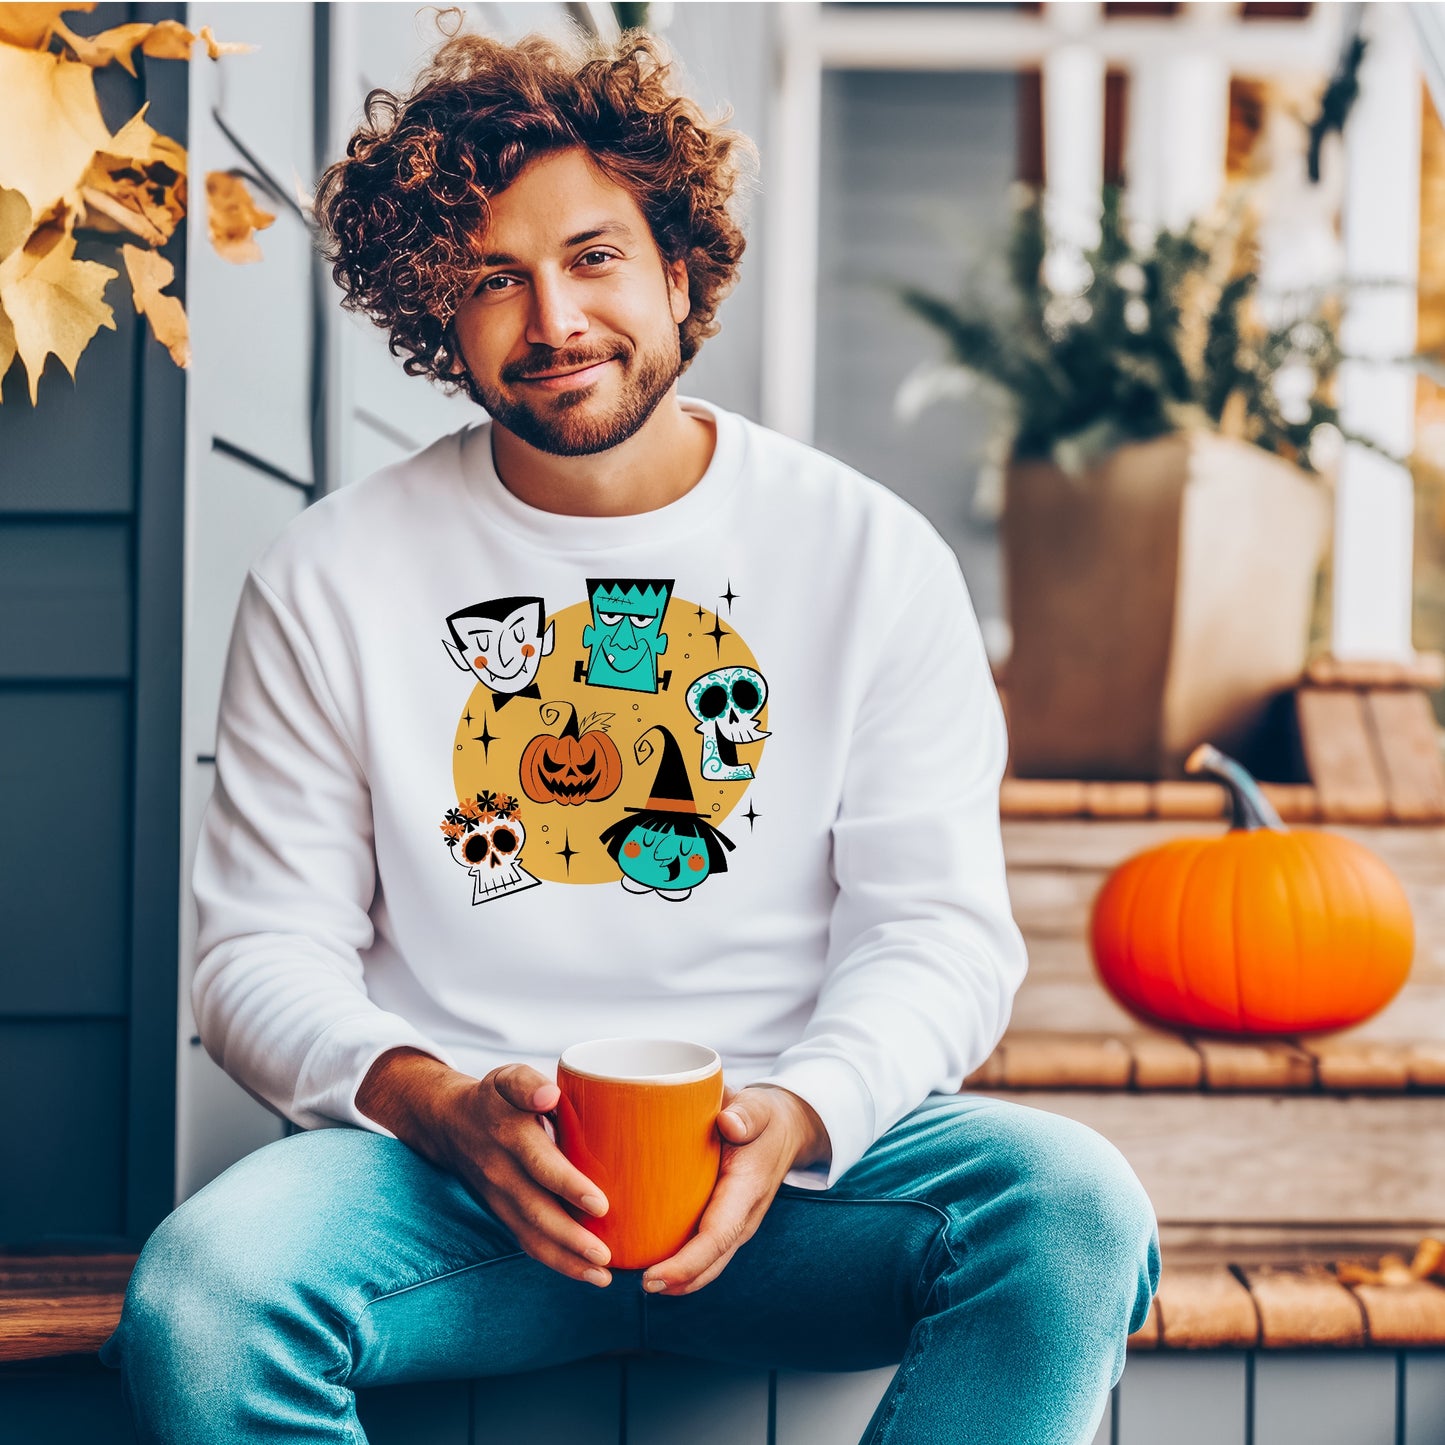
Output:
[598, 725, 735, 869]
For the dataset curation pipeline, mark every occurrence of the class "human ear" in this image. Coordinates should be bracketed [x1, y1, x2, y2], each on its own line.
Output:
[667, 257, 691, 325]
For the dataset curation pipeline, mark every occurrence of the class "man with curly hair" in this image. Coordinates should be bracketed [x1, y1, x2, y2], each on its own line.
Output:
[101, 21, 1159, 1445]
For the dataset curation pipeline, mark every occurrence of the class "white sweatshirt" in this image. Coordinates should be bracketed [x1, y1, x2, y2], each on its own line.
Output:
[192, 394, 1028, 1191]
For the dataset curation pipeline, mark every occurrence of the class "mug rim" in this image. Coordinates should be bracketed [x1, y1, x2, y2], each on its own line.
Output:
[559, 1036, 720, 1084]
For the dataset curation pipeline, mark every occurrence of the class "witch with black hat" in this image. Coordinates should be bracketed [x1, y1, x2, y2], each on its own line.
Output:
[597, 725, 736, 901]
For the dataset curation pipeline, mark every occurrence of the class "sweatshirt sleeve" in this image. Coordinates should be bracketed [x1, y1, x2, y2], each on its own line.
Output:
[746, 548, 1029, 1188]
[191, 568, 462, 1139]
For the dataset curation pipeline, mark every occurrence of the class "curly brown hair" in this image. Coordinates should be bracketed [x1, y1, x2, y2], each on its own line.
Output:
[314, 19, 758, 387]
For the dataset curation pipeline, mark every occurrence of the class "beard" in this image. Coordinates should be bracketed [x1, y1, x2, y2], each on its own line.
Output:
[454, 328, 683, 458]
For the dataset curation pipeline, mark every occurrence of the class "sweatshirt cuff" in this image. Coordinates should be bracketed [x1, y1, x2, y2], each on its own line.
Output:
[745, 1054, 876, 1191]
[293, 1012, 464, 1139]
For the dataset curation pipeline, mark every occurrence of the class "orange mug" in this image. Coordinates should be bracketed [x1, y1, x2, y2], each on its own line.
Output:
[551, 1038, 723, 1271]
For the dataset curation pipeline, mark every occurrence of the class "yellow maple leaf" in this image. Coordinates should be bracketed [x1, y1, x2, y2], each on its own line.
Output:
[0, 2, 93, 49]
[206, 171, 275, 264]
[0, 184, 30, 386]
[79, 103, 188, 247]
[141, 17, 203, 60]
[107, 103, 187, 175]
[0, 45, 113, 220]
[121, 242, 187, 368]
[50, 15, 251, 72]
[197, 25, 254, 60]
[50, 17, 154, 74]
[0, 224, 116, 403]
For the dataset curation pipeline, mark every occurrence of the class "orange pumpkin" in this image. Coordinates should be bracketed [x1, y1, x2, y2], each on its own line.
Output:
[519, 702, 624, 807]
[1089, 743, 1414, 1036]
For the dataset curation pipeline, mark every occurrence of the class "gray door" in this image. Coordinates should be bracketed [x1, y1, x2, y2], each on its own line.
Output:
[0, 2, 186, 1249]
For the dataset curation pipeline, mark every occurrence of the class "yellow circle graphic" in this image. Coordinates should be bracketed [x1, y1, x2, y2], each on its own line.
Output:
[452, 597, 766, 885]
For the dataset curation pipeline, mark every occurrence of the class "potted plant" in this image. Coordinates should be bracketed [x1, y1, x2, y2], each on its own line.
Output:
[893, 185, 1383, 780]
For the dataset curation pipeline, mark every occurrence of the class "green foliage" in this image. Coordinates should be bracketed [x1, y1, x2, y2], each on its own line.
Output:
[895, 185, 1360, 477]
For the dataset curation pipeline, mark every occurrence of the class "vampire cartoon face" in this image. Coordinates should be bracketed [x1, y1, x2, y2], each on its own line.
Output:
[444, 597, 555, 708]
[580, 578, 672, 693]
[686, 666, 770, 781]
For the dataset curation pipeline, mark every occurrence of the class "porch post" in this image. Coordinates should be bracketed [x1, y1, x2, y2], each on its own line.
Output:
[761, 0, 822, 444]
[1332, 1, 1421, 662]
[1042, 1, 1104, 250]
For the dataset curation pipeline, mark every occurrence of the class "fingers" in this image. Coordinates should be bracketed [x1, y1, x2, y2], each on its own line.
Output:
[484, 1151, 615, 1288]
[494, 1061, 560, 1114]
[490, 1065, 609, 1218]
[644, 1167, 761, 1297]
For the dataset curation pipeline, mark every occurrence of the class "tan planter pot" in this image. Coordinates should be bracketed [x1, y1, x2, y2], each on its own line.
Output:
[1001, 430, 1331, 780]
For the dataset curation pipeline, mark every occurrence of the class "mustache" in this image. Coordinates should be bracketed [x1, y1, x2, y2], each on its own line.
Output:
[507, 349, 626, 381]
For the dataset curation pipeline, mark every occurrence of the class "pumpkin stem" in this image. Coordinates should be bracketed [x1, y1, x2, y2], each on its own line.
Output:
[540, 701, 580, 739]
[1184, 743, 1287, 832]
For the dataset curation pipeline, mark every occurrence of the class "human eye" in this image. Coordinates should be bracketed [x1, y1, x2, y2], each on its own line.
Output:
[577, 249, 617, 269]
[598, 611, 623, 626]
[628, 613, 655, 627]
[475, 273, 516, 296]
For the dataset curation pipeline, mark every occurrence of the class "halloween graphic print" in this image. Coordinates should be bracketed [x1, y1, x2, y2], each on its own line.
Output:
[440, 580, 767, 902]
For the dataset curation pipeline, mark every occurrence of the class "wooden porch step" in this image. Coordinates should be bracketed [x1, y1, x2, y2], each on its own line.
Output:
[8, 1246, 1445, 1365]
[995, 649, 1445, 823]
[964, 1031, 1445, 1093]
[0, 1255, 135, 1362]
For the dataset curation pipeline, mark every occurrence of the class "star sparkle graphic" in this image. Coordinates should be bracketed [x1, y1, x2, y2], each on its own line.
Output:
[556, 833, 578, 873]
[705, 612, 729, 655]
[720, 580, 738, 611]
[472, 714, 498, 762]
[742, 801, 760, 831]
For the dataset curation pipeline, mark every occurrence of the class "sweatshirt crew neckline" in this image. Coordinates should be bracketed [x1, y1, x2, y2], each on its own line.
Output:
[455, 394, 743, 553]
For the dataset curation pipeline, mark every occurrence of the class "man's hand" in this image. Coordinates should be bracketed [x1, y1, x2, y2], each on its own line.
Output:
[357, 1049, 616, 1289]
[641, 1083, 830, 1297]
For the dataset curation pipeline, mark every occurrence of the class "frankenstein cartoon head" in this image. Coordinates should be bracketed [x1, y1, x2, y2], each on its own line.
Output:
[581, 578, 673, 693]
[444, 596, 554, 694]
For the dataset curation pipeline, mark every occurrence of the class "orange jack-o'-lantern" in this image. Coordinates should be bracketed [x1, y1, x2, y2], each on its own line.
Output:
[519, 702, 624, 806]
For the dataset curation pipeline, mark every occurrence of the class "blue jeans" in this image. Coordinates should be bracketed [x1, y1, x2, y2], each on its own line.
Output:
[99, 1091, 1160, 1444]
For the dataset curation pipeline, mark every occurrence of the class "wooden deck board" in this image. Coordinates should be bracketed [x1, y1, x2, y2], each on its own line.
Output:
[1363, 689, 1445, 824]
[1153, 1265, 1259, 1349]
[965, 1029, 1445, 1094]
[8, 1239, 1445, 1362]
[1241, 1266, 1367, 1348]
[1193, 1039, 1317, 1091]
[1351, 1279, 1445, 1347]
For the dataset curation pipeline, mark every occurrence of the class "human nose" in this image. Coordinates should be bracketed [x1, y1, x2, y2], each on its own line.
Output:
[525, 269, 588, 349]
[613, 617, 637, 647]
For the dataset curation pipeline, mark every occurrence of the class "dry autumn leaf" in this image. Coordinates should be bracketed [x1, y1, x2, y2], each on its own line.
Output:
[197, 24, 254, 60]
[0, 221, 117, 403]
[50, 15, 254, 72]
[50, 16, 153, 73]
[79, 103, 188, 246]
[206, 171, 276, 264]
[0, 5, 250, 399]
[0, 184, 30, 384]
[0, 2, 92, 50]
[1412, 1238, 1445, 1278]
[122, 242, 188, 368]
[0, 44, 114, 220]
[1331, 1237, 1445, 1290]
